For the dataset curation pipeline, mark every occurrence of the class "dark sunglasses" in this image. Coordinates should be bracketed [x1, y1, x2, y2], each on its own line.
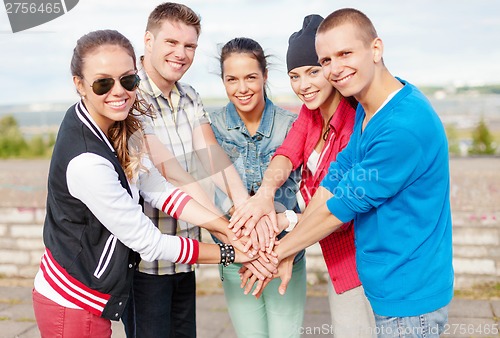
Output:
[86, 73, 140, 95]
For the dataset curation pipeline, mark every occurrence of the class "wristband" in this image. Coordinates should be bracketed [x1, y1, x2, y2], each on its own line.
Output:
[284, 210, 298, 232]
[218, 243, 235, 267]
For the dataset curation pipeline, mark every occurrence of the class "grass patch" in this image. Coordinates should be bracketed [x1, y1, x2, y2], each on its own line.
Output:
[0, 298, 22, 305]
[16, 317, 36, 322]
[449, 127, 500, 142]
[454, 282, 500, 300]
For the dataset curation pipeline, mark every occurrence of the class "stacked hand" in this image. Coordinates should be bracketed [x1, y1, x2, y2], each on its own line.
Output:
[229, 189, 277, 239]
[226, 215, 282, 283]
[226, 192, 294, 297]
[239, 254, 293, 298]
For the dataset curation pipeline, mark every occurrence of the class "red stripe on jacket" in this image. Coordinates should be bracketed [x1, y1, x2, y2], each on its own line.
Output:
[40, 249, 111, 317]
[161, 188, 192, 219]
[175, 237, 199, 265]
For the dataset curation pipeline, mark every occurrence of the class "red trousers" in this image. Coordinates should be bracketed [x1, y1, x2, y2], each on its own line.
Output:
[32, 288, 112, 338]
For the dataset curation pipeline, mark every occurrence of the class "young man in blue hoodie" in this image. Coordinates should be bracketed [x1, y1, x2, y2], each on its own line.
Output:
[254, 7, 453, 337]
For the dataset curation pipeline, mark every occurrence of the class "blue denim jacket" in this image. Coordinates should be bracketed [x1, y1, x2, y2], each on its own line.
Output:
[209, 98, 301, 211]
[209, 98, 304, 262]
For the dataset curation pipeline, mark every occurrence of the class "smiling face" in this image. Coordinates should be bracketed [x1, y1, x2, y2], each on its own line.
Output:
[222, 53, 267, 117]
[316, 22, 381, 102]
[74, 44, 137, 133]
[289, 65, 335, 111]
[144, 19, 198, 92]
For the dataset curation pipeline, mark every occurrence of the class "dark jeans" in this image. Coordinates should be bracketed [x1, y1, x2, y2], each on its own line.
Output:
[122, 270, 196, 338]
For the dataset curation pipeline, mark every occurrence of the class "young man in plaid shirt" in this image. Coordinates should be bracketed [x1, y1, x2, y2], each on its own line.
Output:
[122, 3, 248, 337]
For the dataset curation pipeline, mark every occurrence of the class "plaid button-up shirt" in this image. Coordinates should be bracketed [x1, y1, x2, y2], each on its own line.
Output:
[136, 61, 208, 275]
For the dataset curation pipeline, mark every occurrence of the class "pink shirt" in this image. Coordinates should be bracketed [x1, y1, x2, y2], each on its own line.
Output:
[274, 98, 359, 293]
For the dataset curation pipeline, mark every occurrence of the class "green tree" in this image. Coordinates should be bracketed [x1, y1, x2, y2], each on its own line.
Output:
[469, 118, 497, 155]
[0, 115, 55, 158]
[445, 124, 461, 156]
[0, 115, 28, 158]
[26, 135, 46, 157]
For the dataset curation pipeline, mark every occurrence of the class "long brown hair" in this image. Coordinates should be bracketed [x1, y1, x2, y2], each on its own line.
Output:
[108, 100, 152, 180]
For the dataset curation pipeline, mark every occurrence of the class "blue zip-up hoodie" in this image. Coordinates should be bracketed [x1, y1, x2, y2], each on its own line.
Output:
[321, 79, 454, 316]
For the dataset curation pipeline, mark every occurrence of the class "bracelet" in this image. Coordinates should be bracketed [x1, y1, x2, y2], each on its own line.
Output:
[218, 243, 235, 267]
[284, 210, 298, 232]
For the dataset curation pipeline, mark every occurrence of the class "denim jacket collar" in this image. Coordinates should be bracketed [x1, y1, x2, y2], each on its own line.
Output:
[225, 98, 275, 138]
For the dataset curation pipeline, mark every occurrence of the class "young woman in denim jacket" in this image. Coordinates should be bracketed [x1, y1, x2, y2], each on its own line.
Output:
[229, 16, 376, 337]
[208, 37, 306, 338]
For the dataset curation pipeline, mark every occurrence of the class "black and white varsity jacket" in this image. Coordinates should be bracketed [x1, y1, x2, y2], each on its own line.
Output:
[37, 101, 198, 320]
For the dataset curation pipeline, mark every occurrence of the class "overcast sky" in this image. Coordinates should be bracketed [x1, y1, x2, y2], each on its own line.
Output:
[0, 0, 499, 106]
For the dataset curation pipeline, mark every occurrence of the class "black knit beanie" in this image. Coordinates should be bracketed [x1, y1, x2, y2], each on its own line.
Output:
[286, 14, 324, 73]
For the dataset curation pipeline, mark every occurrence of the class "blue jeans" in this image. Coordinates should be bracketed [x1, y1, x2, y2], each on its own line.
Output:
[373, 305, 448, 338]
[122, 270, 196, 338]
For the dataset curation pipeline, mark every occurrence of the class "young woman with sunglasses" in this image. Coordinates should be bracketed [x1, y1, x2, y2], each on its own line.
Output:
[32, 29, 251, 338]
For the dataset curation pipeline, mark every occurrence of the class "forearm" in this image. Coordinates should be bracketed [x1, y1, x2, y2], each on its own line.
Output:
[193, 124, 249, 207]
[276, 187, 343, 259]
[228, 156, 294, 231]
[144, 135, 223, 216]
[197, 242, 251, 265]
[177, 199, 230, 236]
[144, 135, 192, 187]
[176, 180, 223, 217]
[157, 158, 223, 217]
[197, 242, 222, 264]
[215, 161, 249, 207]
[255, 155, 293, 199]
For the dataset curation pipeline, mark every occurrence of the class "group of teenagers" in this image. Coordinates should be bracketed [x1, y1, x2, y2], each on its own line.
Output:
[32, 2, 454, 338]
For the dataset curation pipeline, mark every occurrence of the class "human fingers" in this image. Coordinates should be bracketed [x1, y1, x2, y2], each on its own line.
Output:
[253, 278, 272, 298]
[239, 264, 254, 288]
[249, 228, 260, 252]
[243, 274, 259, 295]
[267, 209, 280, 233]
[254, 219, 269, 250]
[277, 256, 294, 295]
[228, 207, 252, 232]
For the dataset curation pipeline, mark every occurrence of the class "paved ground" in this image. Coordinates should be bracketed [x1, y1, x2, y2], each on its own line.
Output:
[0, 280, 499, 338]
[0, 160, 499, 337]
